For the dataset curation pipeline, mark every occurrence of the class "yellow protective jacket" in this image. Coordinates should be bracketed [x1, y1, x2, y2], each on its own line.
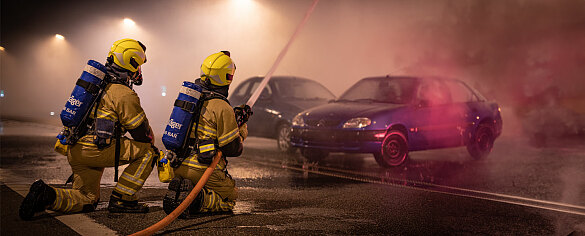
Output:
[77, 83, 151, 147]
[180, 98, 241, 170]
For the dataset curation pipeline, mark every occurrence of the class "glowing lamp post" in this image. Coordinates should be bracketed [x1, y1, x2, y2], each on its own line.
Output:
[55, 34, 65, 40]
[123, 18, 136, 27]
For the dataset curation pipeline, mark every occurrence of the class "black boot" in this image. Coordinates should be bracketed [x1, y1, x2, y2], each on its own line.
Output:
[107, 191, 149, 213]
[19, 179, 56, 221]
[162, 177, 203, 219]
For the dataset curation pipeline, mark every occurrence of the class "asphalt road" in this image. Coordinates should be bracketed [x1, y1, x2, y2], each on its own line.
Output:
[1, 121, 585, 235]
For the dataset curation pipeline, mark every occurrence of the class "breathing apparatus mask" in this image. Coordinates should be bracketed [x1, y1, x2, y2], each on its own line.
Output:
[131, 67, 143, 86]
[106, 56, 143, 88]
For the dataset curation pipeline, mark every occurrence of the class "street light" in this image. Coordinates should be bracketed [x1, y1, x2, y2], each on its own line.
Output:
[0, 46, 5, 52]
[232, 0, 254, 6]
[123, 18, 136, 27]
[55, 34, 65, 40]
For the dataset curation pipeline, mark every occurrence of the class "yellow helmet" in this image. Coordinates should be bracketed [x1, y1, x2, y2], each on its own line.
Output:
[108, 38, 147, 72]
[200, 51, 235, 86]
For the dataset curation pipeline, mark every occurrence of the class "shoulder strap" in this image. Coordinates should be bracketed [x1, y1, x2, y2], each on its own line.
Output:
[200, 89, 230, 104]
[113, 122, 121, 182]
[170, 90, 230, 168]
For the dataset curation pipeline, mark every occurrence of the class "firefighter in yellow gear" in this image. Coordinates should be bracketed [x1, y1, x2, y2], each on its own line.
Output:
[19, 39, 156, 220]
[163, 51, 249, 217]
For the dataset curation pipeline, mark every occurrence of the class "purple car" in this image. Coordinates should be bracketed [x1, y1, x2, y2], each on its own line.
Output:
[290, 76, 503, 167]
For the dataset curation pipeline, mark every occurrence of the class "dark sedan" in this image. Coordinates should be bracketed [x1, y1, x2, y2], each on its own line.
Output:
[290, 76, 503, 167]
[229, 76, 336, 152]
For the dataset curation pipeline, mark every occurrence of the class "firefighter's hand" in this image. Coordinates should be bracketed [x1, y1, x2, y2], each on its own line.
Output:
[238, 123, 248, 141]
[234, 104, 253, 127]
[151, 145, 159, 153]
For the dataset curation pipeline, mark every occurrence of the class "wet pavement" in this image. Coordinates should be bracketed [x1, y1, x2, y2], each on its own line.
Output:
[1, 120, 585, 235]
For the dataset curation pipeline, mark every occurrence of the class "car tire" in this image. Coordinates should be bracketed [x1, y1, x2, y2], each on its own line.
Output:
[301, 148, 328, 162]
[467, 123, 495, 159]
[374, 130, 408, 168]
[276, 123, 296, 153]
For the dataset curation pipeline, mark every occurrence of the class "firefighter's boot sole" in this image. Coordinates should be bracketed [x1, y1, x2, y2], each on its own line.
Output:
[19, 179, 56, 220]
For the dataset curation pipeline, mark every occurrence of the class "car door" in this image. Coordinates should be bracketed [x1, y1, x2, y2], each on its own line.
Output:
[408, 79, 464, 149]
[443, 80, 481, 144]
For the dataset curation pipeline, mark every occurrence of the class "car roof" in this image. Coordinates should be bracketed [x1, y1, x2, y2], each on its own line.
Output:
[361, 75, 464, 84]
[244, 76, 315, 83]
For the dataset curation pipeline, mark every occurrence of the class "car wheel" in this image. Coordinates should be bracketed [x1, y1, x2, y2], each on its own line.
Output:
[467, 123, 495, 159]
[374, 130, 408, 168]
[276, 123, 296, 153]
[301, 148, 328, 162]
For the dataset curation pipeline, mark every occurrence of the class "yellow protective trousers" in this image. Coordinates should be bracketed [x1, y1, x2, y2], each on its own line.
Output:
[49, 137, 155, 213]
[174, 163, 237, 213]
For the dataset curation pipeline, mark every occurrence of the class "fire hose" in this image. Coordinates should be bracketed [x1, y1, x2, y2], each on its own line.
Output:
[130, 151, 221, 236]
[131, 0, 319, 235]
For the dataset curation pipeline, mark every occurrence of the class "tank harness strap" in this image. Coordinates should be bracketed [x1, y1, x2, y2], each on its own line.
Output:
[114, 122, 121, 182]
[189, 94, 227, 158]
[76, 79, 101, 95]
[169, 93, 210, 168]
[174, 99, 198, 113]
[62, 76, 109, 185]
[170, 92, 229, 168]
[91, 75, 121, 182]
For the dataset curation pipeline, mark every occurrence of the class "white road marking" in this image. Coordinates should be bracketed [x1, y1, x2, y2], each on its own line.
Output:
[245, 159, 585, 216]
[2, 169, 119, 236]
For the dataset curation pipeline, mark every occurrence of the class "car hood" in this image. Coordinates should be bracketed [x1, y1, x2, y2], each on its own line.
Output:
[286, 99, 330, 111]
[301, 101, 406, 121]
[275, 99, 331, 119]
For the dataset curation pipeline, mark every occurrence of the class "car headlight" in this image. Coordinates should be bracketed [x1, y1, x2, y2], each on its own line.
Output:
[343, 117, 371, 128]
[292, 114, 305, 127]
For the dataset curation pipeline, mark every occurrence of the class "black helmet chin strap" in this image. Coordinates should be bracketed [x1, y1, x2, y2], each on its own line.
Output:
[106, 57, 137, 89]
[196, 78, 229, 98]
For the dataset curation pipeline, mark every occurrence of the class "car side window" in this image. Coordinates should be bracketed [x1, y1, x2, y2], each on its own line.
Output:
[249, 81, 273, 99]
[260, 85, 273, 99]
[417, 80, 451, 105]
[233, 80, 251, 98]
[445, 81, 475, 103]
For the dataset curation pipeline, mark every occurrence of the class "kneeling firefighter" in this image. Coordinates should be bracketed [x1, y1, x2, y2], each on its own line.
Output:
[162, 51, 249, 217]
[19, 39, 157, 220]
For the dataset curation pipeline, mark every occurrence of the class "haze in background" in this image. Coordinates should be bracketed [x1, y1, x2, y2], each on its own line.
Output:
[2, 0, 584, 138]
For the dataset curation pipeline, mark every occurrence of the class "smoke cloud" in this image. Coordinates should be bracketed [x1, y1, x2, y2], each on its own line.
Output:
[2, 0, 584, 138]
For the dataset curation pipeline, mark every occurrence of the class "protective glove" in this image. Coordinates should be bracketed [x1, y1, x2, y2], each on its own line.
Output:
[238, 123, 248, 141]
[234, 104, 253, 127]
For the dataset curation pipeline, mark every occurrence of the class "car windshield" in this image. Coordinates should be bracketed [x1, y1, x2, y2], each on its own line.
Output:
[275, 79, 335, 100]
[338, 77, 417, 104]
